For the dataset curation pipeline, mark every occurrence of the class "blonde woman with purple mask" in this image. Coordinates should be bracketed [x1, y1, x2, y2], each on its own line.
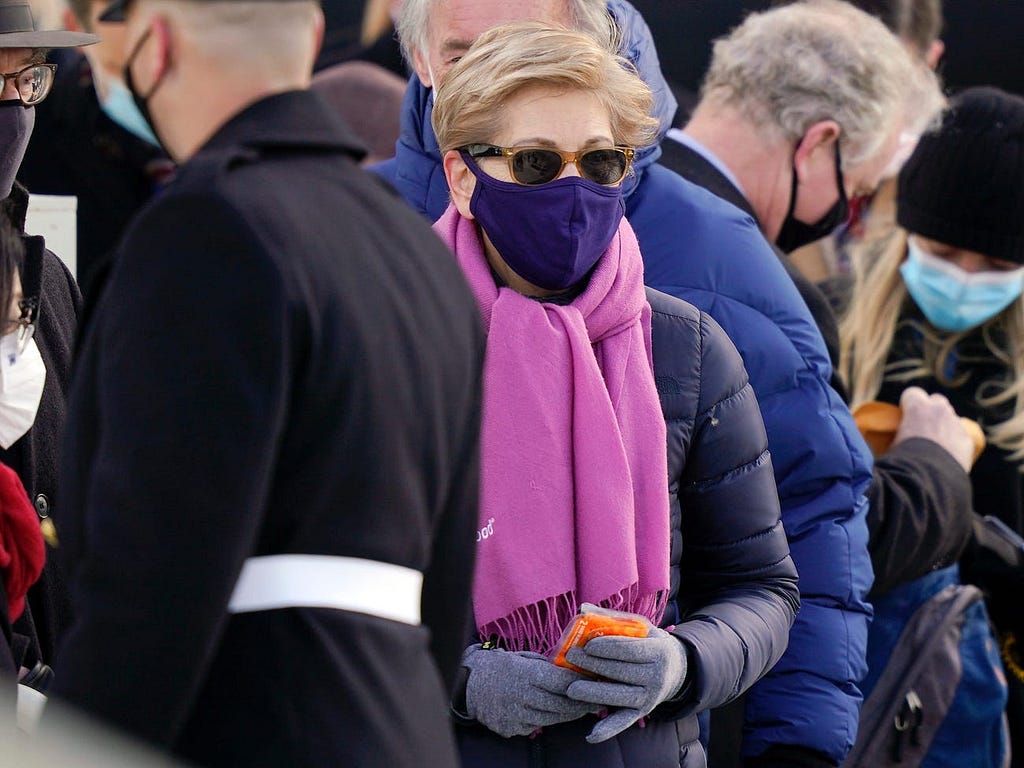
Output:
[430, 22, 799, 768]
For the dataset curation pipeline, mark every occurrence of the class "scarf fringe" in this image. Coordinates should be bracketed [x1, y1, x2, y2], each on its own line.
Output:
[479, 586, 668, 656]
[479, 591, 578, 656]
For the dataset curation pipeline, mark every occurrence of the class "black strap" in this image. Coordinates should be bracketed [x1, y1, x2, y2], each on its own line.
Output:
[19, 235, 44, 325]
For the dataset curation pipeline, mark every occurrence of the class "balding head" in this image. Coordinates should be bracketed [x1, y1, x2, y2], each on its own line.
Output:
[121, 0, 323, 160]
[395, 0, 614, 88]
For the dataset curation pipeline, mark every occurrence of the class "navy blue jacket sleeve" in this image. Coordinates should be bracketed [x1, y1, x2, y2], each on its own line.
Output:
[647, 293, 799, 718]
[633, 166, 874, 764]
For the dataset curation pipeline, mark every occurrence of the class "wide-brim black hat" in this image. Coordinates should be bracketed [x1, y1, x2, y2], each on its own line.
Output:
[0, 0, 99, 47]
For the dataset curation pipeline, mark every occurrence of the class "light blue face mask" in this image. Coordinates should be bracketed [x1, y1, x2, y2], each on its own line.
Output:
[99, 76, 159, 147]
[899, 237, 1024, 332]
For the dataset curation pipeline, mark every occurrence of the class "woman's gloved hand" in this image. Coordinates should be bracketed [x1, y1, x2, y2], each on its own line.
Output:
[565, 626, 689, 743]
[460, 644, 602, 738]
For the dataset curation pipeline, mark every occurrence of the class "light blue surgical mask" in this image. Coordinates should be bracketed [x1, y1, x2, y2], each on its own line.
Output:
[900, 237, 1024, 332]
[99, 76, 159, 147]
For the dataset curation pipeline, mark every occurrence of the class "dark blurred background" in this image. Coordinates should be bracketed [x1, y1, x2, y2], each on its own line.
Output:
[627, 0, 1024, 107]
[319, 0, 1024, 99]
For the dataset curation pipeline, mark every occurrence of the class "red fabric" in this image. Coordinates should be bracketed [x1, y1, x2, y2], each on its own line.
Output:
[0, 462, 44, 621]
[846, 194, 872, 240]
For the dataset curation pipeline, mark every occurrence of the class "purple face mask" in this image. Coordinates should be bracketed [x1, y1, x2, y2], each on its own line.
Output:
[463, 154, 625, 291]
[0, 102, 34, 199]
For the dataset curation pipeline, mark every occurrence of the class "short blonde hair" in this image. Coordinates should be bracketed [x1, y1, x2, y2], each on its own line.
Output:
[432, 22, 658, 153]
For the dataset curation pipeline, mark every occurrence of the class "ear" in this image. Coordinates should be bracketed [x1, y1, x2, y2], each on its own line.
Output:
[150, 16, 172, 84]
[311, 6, 326, 61]
[410, 45, 432, 88]
[793, 119, 840, 183]
[129, 15, 172, 95]
[925, 39, 944, 70]
[443, 150, 475, 219]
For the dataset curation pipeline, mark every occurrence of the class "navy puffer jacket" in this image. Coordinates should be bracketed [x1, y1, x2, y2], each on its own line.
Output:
[453, 289, 799, 768]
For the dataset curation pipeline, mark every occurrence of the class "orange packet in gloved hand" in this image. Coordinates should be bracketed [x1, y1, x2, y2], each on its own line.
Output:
[852, 400, 986, 465]
[550, 603, 653, 676]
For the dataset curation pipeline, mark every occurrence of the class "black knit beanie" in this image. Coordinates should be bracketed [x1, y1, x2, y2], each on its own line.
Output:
[897, 86, 1024, 264]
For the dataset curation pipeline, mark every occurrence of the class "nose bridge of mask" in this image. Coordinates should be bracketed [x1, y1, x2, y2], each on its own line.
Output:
[909, 237, 1024, 289]
[905, 240, 969, 301]
[568, 175, 586, 232]
[1, 331, 42, 385]
[557, 178, 592, 284]
[0, 332, 47, 450]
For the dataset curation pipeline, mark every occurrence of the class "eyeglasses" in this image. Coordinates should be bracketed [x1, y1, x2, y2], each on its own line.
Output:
[0, 64, 57, 107]
[460, 144, 635, 186]
[2, 299, 36, 355]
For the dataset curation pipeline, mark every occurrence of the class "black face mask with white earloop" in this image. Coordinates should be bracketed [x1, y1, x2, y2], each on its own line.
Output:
[0, 100, 34, 199]
[123, 26, 172, 157]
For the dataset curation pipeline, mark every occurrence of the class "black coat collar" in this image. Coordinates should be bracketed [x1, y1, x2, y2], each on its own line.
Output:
[200, 89, 368, 161]
[659, 137, 756, 220]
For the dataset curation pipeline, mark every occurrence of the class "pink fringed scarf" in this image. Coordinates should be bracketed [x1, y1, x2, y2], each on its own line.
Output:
[434, 204, 670, 655]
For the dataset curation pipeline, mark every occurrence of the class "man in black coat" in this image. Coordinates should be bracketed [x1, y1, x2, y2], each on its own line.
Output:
[49, 1, 485, 766]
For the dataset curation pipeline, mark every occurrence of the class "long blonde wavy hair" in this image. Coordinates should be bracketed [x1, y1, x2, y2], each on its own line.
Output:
[839, 229, 1024, 462]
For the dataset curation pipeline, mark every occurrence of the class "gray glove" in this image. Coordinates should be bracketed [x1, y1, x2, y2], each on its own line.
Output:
[565, 626, 689, 743]
[461, 644, 602, 738]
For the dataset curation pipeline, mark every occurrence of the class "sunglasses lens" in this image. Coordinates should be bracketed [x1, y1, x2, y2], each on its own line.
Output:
[580, 149, 629, 185]
[511, 149, 563, 185]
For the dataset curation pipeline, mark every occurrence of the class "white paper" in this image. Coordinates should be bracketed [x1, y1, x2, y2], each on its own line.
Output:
[24, 194, 77, 278]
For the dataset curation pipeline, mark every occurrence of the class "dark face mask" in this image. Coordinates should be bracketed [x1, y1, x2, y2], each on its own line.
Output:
[775, 140, 849, 253]
[0, 101, 34, 199]
[463, 154, 625, 291]
[124, 27, 169, 155]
